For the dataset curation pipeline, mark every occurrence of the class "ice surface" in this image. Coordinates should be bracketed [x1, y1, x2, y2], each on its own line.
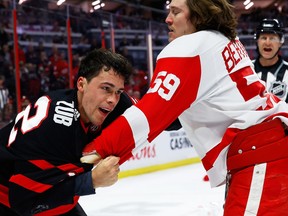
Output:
[79, 163, 225, 216]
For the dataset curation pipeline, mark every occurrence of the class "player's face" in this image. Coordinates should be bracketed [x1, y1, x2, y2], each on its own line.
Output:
[257, 33, 282, 60]
[165, 0, 196, 42]
[77, 68, 125, 126]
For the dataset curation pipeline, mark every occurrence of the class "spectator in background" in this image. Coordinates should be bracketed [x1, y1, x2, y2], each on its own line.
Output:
[37, 50, 50, 71]
[132, 68, 148, 97]
[120, 47, 134, 66]
[252, 18, 288, 102]
[119, 36, 130, 47]
[0, 24, 9, 46]
[49, 48, 69, 89]
[0, 43, 12, 65]
[20, 95, 30, 111]
[3, 64, 15, 103]
[131, 34, 141, 46]
[19, 61, 29, 96]
[25, 44, 38, 65]
[10, 43, 26, 65]
[20, 33, 31, 42]
[35, 41, 46, 56]
[88, 38, 101, 53]
[26, 64, 41, 103]
[0, 75, 9, 122]
[38, 64, 50, 95]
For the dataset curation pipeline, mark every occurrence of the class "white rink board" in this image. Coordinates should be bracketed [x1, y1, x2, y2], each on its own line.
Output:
[120, 128, 199, 172]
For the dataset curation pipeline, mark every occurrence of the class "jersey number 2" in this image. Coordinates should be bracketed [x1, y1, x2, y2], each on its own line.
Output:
[8, 96, 50, 146]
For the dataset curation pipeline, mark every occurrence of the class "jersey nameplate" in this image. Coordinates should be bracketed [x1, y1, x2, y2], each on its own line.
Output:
[53, 101, 79, 127]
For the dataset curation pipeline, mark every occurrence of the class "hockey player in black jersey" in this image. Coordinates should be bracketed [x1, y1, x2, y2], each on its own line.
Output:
[252, 18, 288, 102]
[0, 48, 135, 215]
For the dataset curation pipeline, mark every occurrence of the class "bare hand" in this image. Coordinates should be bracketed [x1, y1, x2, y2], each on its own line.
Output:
[91, 156, 120, 188]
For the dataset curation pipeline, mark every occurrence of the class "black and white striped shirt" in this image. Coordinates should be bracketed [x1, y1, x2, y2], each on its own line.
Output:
[253, 56, 288, 102]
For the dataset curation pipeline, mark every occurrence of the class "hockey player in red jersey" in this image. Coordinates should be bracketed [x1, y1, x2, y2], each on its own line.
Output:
[82, 0, 288, 215]
[0, 48, 136, 215]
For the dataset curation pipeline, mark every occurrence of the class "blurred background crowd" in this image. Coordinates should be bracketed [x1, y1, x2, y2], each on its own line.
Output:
[0, 0, 287, 126]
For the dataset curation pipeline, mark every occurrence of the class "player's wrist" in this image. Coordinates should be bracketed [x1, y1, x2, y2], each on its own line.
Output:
[74, 171, 95, 196]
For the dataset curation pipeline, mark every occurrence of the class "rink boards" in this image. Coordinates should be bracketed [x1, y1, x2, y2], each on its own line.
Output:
[119, 128, 200, 178]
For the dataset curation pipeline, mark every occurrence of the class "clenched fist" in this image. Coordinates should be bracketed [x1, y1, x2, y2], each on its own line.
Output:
[91, 156, 120, 188]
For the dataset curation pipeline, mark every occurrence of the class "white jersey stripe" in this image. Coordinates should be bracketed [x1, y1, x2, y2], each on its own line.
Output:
[124, 106, 151, 155]
[244, 163, 266, 216]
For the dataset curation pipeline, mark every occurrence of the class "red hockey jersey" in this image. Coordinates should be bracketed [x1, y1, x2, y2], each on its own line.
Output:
[83, 31, 288, 187]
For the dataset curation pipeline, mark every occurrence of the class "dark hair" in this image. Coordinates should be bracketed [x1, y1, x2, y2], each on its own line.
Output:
[186, 0, 238, 40]
[76, 48, 133, 85]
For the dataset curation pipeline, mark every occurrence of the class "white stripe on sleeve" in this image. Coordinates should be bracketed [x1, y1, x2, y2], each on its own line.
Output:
[124, 106, 151, 155]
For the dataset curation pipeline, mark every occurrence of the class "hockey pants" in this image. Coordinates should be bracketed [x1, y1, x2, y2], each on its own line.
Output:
[224, 118, 288, 215]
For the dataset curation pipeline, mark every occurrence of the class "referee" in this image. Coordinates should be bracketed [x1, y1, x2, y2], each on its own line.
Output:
[252, 18, 288, 102]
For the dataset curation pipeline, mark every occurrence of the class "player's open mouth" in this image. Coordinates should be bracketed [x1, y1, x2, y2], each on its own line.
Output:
[263, 48, 272, 52]
[99, 107, 111, 114]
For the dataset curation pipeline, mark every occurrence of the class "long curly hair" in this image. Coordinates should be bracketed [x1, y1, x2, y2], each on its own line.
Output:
[186, 0, 238, 40]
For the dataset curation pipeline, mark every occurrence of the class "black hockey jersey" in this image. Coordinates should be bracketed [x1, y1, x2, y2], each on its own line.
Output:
[0, 89, 134, 215]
